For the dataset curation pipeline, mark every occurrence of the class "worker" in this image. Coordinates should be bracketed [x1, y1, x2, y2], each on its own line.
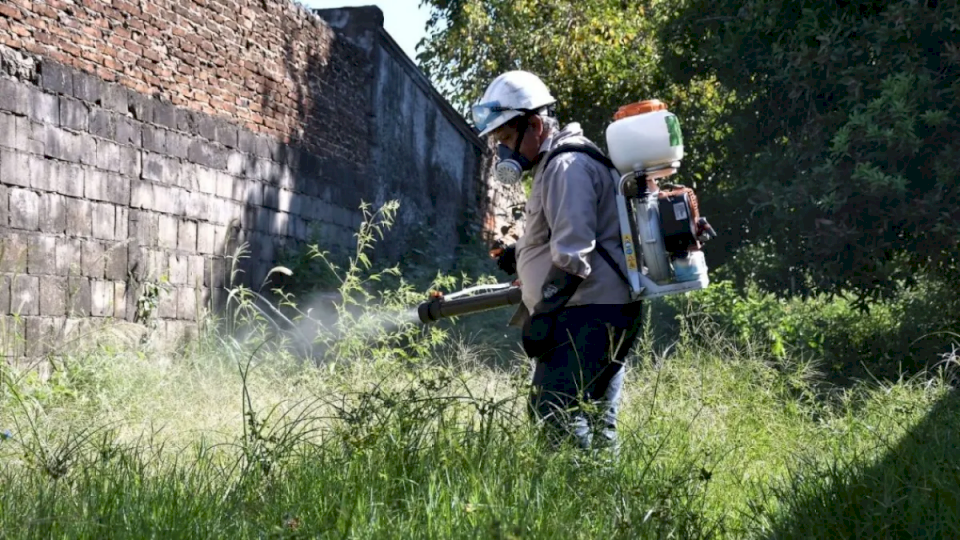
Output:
[473, 70, 643, 454]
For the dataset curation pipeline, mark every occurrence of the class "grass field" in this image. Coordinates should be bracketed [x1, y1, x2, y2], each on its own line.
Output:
[2, 306, 958, 539]
[2, 205, 958, 539]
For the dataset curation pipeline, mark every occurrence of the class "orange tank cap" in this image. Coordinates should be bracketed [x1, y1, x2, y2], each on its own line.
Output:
[613, 100, 667, 120]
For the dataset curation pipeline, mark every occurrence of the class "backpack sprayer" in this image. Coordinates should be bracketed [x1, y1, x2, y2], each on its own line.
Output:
[417, 100, 714, 325]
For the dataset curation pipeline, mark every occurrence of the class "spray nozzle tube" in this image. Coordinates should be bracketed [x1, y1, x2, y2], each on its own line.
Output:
[416, 284, 523, 325]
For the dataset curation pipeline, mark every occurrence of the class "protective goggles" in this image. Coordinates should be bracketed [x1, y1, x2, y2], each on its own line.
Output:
[471, 101, 516, 133]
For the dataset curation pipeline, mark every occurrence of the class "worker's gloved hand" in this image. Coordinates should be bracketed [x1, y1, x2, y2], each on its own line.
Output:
[522, 266, 584, 358]
[489, 242, 517, 276]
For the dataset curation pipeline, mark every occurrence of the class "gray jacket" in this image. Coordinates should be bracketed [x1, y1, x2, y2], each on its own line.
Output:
[508, 122, 632, 327]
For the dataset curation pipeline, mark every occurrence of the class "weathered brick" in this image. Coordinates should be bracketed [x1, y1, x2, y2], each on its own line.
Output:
[157, 285, 177, 318]
[237, 130, 256, 155]
[142, 152, 170, 183]
[119, 145, 140, 177]
[257, 233, 275, 262]
[116, 206, 129, 241]
[0, 233, 27, 273]
[166, 132, 190, 159]
[92, 203, 116, 240]
[178, 287, 197, 320]
[0, 275, 9, 314]
[197, 115, 217, 141]
[149, 249, 168, 282]
[39, 192, 66, 233]
[178, 220, 197, 252]
[262, 186, 279, 209]
[184, 193, 210, 221]
[215, 120, 239, 149]
[256, 134, 278, 161]
[0, 316, 26, 357]
[278, 189, 298, 214]
[216, 173, 235, 199]
[11, 275, 39, 316]
[127, 90, 154, 124]
[81, 240, 104, 278]
[188, 139, 217, 169]
[130, 180, 152, 209]
[226, 151, 245, 176]
[0, 149, 31, 188]
[55, 161, 84, 198]
[278, 165, 295, 190]
[9, 188, 39, 230]
[59, 97, 89, 132]
[43, 125, 85, 163]
[40, 60, 74, 96]
[0, 113, 16, 150]
[89, 109, 116, 140]
[142, 125, 166, 154]
[102, 83, 128, 114]
[244, 180, 263, 206]
[104, 244, 127, 280]
[256, 207, 272, 233]
[187, 255, 204, 287]
[24, 317, 59, 356]
[132, 211, 158, 247]
[23, 154, 50, 193]
[28, 235, 56, 275]
[56, 238, 82, 276]
[114, 281, 127, 319]
[195, 166, 217, 194]
[203, 257, 221, 289]
[66, 276, 91, 317]
[96, 139, 121, 172]
[39, 276, 67, 316]
[168, 254, 188, 285]
[65, 197, 92, 237]
[164, 186, 186, 216]
[72, 70, 103, 104]
[86, 170, 129, 205]
[116, 116, 141, 146]
[196, 223, 216, 254]
[158, 215, 178, 248]
[0, 184, 6, 226]
[179, 162, 199, 191]
[91, 280, 114, 317]
[153, 100, 177, 130]
[213, 225, 230, 256]
[0, 78, 29, 115]
[27, 87, 60, 126]
[23, 120, 45, 155]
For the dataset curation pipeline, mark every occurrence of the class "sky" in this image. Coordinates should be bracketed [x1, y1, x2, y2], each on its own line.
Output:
[301, 0, 433, 63]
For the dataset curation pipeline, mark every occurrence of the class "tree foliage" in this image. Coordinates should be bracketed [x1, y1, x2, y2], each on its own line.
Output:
[659, 0, 960, 304]
[417, 0, 960, 306]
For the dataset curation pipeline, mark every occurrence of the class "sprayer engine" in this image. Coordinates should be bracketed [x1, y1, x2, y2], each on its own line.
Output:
[605, 99, 715, 300]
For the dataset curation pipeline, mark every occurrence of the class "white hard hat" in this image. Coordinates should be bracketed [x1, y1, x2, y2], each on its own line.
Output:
[472, 71, 556, 137]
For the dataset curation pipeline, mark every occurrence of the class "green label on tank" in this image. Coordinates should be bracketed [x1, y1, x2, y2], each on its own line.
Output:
[665, 115, 683, 147]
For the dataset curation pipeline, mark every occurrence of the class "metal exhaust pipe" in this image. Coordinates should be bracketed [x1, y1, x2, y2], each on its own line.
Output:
[417, 285, 523, 325]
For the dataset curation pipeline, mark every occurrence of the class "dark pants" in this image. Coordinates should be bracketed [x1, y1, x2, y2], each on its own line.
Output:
[522, 302, 643, 451]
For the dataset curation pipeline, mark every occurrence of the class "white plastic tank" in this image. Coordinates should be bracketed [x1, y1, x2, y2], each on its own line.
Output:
[605, 100, 684, 176]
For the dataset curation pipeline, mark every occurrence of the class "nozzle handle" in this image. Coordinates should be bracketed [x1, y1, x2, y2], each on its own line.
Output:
[417, 286, 522, 324]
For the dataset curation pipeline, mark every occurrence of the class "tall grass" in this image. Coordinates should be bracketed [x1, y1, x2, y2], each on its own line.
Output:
[1, 200, 958, 539]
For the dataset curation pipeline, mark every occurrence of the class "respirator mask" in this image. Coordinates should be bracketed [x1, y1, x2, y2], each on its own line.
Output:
[494, 115, 535, 185]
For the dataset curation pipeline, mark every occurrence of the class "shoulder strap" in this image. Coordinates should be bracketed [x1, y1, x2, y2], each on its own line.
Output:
[539, 143, 632, 290]
[542, 142, 616, 172]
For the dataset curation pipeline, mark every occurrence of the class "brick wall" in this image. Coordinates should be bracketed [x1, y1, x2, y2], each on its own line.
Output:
[0, 3, 522, 357]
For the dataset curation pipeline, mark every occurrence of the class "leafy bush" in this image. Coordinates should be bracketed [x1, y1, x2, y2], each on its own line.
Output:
[655, 275, 960, 384]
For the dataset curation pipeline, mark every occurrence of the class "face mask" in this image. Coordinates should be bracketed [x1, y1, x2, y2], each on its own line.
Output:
[494, 117, 533, 185]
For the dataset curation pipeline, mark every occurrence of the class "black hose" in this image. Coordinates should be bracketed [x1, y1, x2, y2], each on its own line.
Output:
[417, 286, 523, 324]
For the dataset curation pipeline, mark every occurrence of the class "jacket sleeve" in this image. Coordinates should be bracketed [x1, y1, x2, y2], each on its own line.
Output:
[540, 154, 599, 279]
